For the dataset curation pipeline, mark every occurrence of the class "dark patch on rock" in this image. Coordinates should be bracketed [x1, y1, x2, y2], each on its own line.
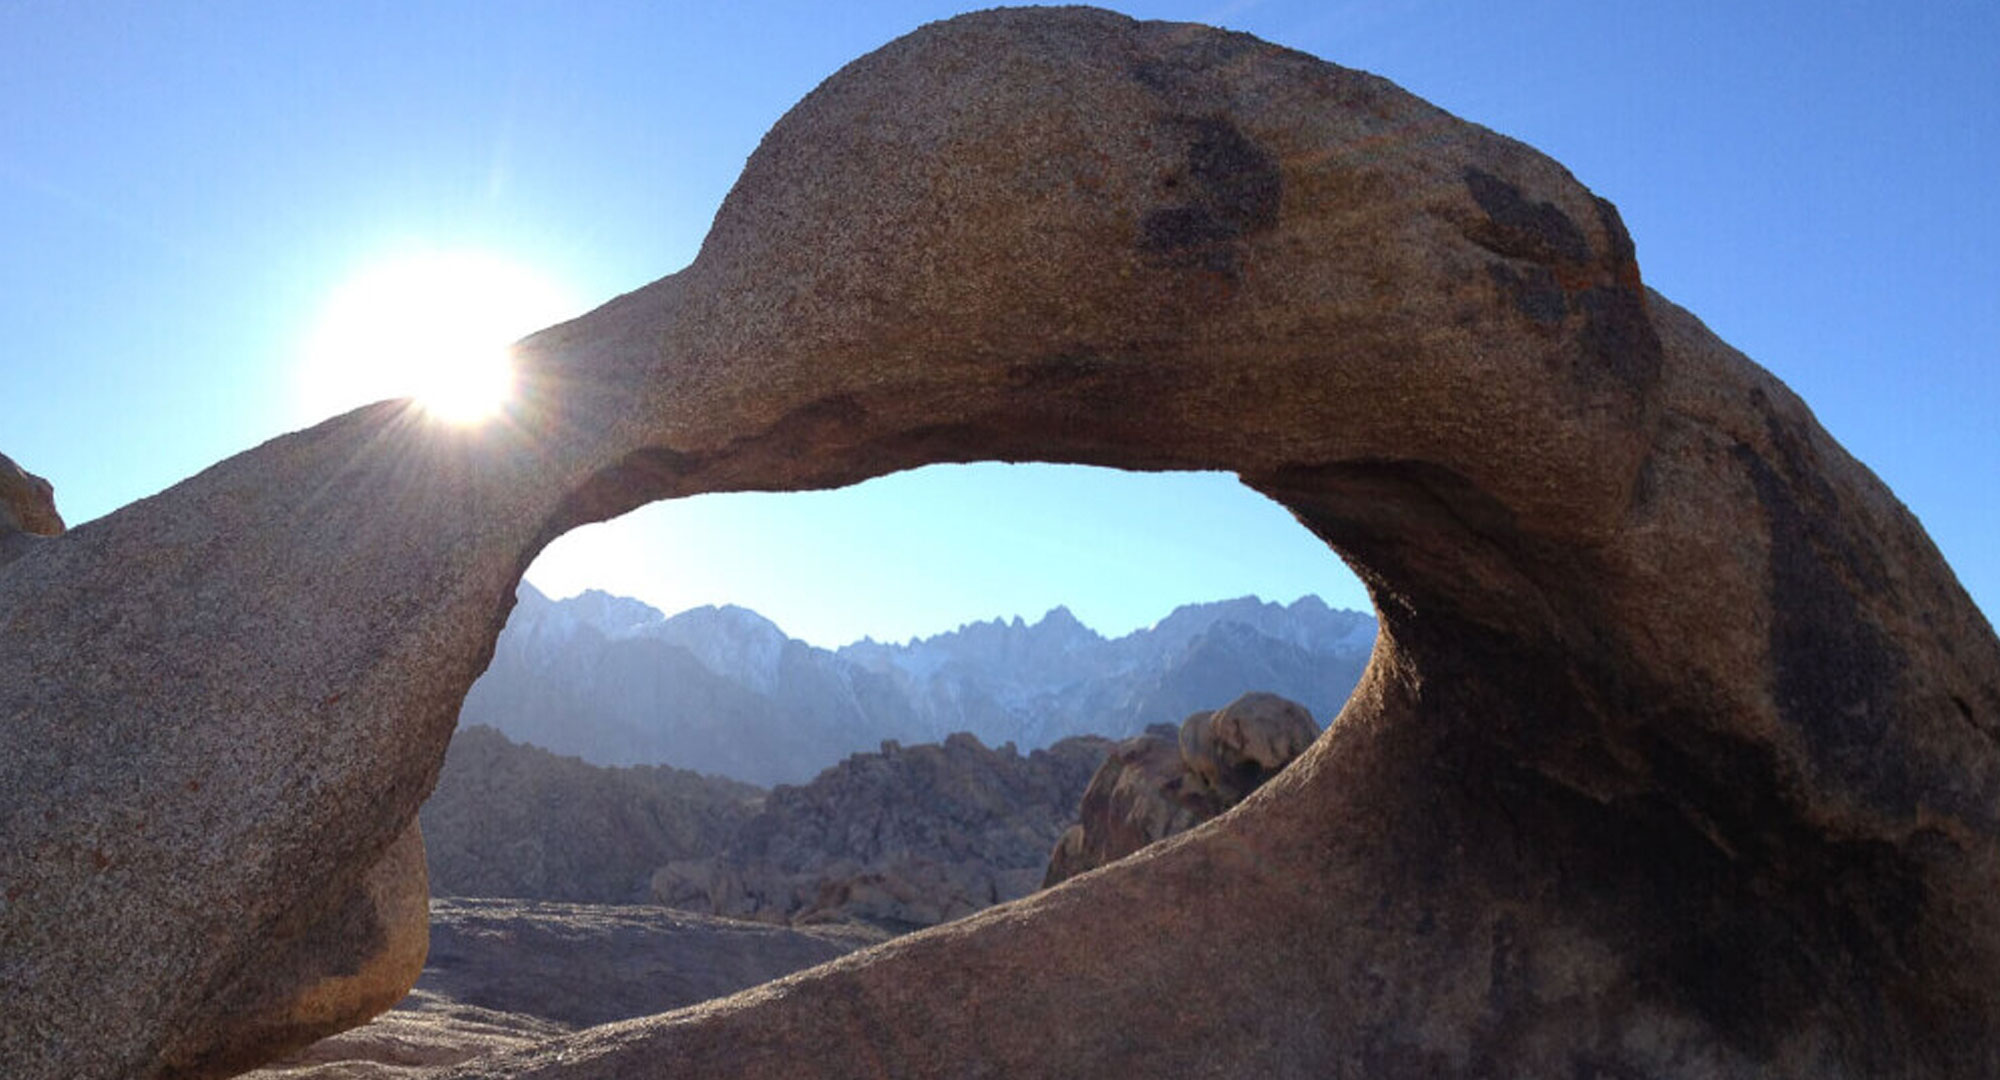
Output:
[1576, 281, 1663, 393]
[1139, 115, 1281, 276]
[1593, 196, 1638, 267]
[1464, 167, 1591, 265]
[1271, 458, 1945, 1070]
[1184, 117, 1282, 232]
[1417, 625, 1930, 1070]
[1141, 205, 1240, 262]
[1484, 913, 1520, 1014]
[1734, 389, 1912, 817]
[1478, 191, 1659, 397]
[1487, 262, 1567, 327]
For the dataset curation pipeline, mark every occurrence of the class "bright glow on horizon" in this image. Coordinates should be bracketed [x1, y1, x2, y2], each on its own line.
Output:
[294, 250, 577, 425]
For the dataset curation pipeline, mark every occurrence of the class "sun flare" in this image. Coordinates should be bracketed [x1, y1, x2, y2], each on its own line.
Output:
[295, 251, 578, 426]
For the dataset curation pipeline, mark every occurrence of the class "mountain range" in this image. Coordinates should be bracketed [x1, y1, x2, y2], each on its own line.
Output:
[459, 585, 1376, 785]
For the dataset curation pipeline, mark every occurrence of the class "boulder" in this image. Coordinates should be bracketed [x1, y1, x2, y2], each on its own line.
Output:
[1043, 725, 1206, 887]
[0, 450, 63, 566]
[1178, 690, 1318, 803]
[4, 7, 1997, 1078]
[1046, 693, 1317, 887]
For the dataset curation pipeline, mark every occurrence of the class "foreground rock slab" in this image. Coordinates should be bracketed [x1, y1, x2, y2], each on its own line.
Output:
[3, 7, 1998, 1078]
[239, 898, 884, 1080]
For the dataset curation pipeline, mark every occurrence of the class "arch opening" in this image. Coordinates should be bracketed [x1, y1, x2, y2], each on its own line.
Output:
[421, 462, 1377, 923]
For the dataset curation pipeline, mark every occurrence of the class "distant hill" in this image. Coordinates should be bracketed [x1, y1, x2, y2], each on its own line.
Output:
[653, 731, 1112, 932]
[420, 725, 762, 903]
[420, 724, 1110, 933]
[459, 584, 1374, 785]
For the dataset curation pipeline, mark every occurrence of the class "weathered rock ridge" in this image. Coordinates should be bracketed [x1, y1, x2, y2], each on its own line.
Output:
[421, 723, 1100, 928]
[652, 732, 1108, 930]
[1044, 691, 1315, 886]
[3, 7, 1998, 1079]
[421, 725, 761, 904]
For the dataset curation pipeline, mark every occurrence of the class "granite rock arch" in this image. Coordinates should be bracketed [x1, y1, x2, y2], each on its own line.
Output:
[2, 8, 1997, 1078]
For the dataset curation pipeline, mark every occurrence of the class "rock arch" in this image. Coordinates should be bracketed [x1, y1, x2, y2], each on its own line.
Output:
[2, 8, 1996, 1078]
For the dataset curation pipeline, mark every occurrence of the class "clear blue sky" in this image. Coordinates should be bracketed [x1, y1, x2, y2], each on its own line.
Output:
[3, 2, 1993, 647]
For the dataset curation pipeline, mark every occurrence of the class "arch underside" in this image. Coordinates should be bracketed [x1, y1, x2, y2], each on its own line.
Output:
[2, 8, 1997, 1080]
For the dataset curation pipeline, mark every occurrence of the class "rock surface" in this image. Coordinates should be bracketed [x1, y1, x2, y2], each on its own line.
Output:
[0, 451, 62, 537]
[1045, 692, 1316, 887]
[652, 732, 1108, 930]
[1177, 690, 1317, 803]
[420, 725, 760, 903]
[5, 7, 1999, 1079]
[154, 820, 433, 1079]
[238, 899, 881, 1080]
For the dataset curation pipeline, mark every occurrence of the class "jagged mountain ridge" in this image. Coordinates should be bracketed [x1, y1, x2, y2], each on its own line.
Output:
[460, 584, 1375, 784]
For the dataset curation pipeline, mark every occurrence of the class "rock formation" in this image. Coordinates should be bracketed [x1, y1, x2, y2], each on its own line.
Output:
[154, 822, 432, 1079]
[420, 723, 1098, 920]
[1045, 691, 1315, 886]
[0, 450, 63, 565]
[420, 725, 760, 903]
[1177, 690, 1317, 803]
[652, 732, 1108, 930]
[4, 7, 1998, 1078]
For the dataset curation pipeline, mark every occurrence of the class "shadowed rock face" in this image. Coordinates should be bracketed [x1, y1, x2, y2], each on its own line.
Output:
[2, 7, 1997, 1079]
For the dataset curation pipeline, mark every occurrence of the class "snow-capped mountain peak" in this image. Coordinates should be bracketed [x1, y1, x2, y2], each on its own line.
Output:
[464, 589, 1376, 785]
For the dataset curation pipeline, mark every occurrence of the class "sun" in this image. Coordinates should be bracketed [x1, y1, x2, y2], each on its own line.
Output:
[296, 250, 578, 426]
